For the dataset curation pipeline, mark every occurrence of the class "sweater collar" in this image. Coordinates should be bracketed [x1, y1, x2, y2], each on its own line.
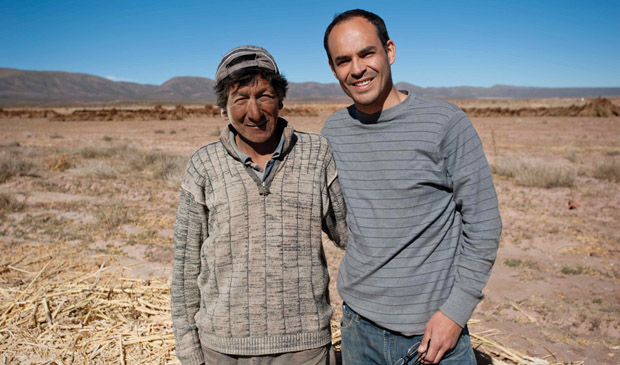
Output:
[348, 91, 412, 124]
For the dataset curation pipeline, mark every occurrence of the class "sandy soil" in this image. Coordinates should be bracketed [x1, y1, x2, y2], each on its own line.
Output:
[1, 102, 619, 364]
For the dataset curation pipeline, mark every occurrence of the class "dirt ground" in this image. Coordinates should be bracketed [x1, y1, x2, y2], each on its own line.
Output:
[1, 101, 619, 364]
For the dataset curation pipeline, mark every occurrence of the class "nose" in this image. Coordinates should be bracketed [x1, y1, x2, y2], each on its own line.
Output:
[351, 57, 365, 78]
[246, 98, 262, 122]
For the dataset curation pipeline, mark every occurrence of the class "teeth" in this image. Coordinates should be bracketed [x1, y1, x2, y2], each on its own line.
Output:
[354, 80, 370, 86]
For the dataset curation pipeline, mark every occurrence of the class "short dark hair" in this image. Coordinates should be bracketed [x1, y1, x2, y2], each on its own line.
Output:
[323, 9, 390, 63]
[215, 65, 288, 110]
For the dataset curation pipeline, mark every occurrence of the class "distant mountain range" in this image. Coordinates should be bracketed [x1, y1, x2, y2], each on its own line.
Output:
[1, 67, 619, 105]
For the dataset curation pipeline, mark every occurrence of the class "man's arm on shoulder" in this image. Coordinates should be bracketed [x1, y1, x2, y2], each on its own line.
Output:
[321, 142, 348, 249]
[171, 158, 209, 365]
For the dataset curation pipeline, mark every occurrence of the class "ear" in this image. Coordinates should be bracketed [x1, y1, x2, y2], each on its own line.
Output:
[220, 109, 228, 121]
[278, 99, 284, 110]
[386, 40, 396, 66]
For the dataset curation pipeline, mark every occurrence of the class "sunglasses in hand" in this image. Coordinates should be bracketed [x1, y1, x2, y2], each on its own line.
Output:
[394, 340, 429, 365]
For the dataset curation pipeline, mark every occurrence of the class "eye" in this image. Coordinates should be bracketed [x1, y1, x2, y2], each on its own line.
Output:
[233, 96, 248, 104]
[336, 59, 350, 67]
[259, 93, 276, 102]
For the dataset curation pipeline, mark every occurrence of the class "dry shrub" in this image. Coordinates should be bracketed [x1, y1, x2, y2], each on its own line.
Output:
[77, 160, 119, 179]
[94, 201, 129, 230]
[0, 192, 25, 216]
[0, 153, 38, 183]
[46, 152, 70, 171]
[592, 158, 620, 182]
[126, 150, 186, 181]
[0, 140, 21, 148]
[73, 145, 184, 182]
[76, 145, 116, 159]
[491, 158, 575, 188]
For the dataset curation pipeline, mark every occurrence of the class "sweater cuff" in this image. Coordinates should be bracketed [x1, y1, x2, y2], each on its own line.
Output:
[176, 348, 204, 365]
[439, 286, 482, 328]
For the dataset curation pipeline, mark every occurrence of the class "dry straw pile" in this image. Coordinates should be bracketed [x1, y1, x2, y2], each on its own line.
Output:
[0, 243, 176, 364]
[1, 242, 571, 364]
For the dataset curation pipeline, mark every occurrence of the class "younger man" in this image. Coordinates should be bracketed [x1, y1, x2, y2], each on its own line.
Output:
[322, 10, 502, 364]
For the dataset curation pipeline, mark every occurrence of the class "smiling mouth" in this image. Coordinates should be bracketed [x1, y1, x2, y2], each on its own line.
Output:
[246, 121, 267, 128]
[352, 79, 372, 88]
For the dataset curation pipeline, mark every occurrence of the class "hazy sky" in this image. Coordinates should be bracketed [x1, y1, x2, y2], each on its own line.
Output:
[1, 0, 619, 87]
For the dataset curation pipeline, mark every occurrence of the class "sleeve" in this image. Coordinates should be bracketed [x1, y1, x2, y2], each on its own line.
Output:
[321, 142, 348, 249]
[171, 158, 208, 365]
[438, 110, 502, 327]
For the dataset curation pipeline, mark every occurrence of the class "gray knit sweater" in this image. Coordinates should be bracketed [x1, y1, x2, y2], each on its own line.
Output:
[321, 93, 501, 334]
[172, 120, 348, 365]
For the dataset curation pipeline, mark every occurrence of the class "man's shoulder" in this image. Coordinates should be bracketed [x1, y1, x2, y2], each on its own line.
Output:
[324, 105, 354, 124]
[407, 93, 463, 117]
[293, 129, 330, 143]
[291, 130, 333, 156]
[187, 140, 225, 171]
[322, 105, 356, 137]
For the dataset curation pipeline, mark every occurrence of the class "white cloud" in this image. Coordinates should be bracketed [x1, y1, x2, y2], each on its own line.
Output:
[106, 75, 133, 82]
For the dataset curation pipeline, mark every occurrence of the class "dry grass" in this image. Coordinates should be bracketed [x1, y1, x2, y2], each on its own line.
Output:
[0, 192, 25, 216]
[0, 242, 558, 365]
[504, 258, 541, 271]
[76, 145, 118, 159]
[94, 201, 129, 230]
[76, 160, 119, 179]
[0, 152, 38, 184]
[72, 144, 185, 182]
[46, 152, 70, 172]
[0, 243, 177, 364]
[592, 158, 620, 182]
[126, 150, 185, 181]
[491, 158, 575, 188]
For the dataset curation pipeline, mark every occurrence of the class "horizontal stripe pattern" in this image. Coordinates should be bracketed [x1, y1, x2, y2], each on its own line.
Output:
[321, 93, 501, 334]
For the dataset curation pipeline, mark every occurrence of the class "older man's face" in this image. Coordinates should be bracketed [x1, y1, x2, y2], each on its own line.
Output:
[225, 75, 281, 153]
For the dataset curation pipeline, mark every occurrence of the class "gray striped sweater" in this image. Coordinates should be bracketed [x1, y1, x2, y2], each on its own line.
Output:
[321, 93, 501, 334]
[172, 120, 348, 365]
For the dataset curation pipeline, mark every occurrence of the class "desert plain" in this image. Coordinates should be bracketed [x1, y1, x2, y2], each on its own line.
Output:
[1, 98, 619, 364]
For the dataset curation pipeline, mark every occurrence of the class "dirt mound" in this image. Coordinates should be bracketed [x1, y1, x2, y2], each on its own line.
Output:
[2, 98, 618, 120]
[48, 105, 221, 121]
[0, 104, 321, 121]
[0, 108, 60, 119]
[462, 97, 620, 117]
[577, 97, 620, 117]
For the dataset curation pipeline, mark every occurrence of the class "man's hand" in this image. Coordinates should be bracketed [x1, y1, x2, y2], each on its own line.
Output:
[417, 311, 462, 364]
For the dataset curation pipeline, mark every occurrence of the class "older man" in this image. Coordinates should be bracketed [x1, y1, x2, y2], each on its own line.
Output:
[172, 45, 347, 365]
[322, 10, 502, 365]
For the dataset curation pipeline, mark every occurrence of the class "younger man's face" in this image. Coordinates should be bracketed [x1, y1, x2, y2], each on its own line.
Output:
[327, 17, 396, 114]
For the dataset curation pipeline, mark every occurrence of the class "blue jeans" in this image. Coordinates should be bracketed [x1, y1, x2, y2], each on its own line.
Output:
[340, 303, 476, 365]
